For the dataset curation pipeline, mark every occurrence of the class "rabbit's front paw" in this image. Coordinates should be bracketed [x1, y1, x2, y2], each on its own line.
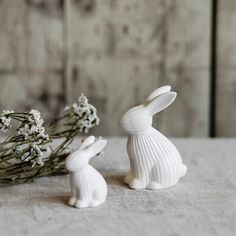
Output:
[91, 200, 101, 207]
[68, 196, 77, 206]
[75, 200, 89, 208]
[124, 173, 133, 185]
[181, 164, 187, 177]
[129, 178, 144, 189]
[147, 181, 162, 190]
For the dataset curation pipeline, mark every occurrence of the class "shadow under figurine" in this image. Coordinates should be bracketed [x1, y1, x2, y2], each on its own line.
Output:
[65, 136, 107, 208]
[119, 85, 187, 190]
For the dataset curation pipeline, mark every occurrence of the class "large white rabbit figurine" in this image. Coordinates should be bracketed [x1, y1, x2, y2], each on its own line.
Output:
[65, 136, 107, 208]
[119, 85, 187, 190]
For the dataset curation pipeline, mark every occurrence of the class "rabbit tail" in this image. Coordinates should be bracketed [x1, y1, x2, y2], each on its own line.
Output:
[181, 164, 187, 177]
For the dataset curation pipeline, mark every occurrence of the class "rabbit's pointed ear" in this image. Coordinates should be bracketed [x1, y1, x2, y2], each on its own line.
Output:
[79, 135, 96, 150]
[146, 85, 171, 102]
[146, 92, 177, 115]
[86, 139, 107, 157]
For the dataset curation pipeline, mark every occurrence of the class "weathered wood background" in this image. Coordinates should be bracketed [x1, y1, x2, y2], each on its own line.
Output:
[0, 0, 233, 137]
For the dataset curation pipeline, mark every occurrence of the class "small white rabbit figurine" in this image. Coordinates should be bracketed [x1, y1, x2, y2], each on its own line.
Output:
[65, 136, 107, 208]
[119, 85, 187, 190]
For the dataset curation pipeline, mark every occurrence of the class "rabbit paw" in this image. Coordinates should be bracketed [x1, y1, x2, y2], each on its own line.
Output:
[181, 164, 187, 177]
[147, 181, 162, 190]
[124, 173, 133, 185]
[75, 200, 89, 208]
[68, 196, 77, 206]
[91, 200, 101, 207]
[129, 178, 144, 189]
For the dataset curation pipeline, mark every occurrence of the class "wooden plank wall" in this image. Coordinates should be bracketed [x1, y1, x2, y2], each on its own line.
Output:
[0, 0, 65, 123]
[0, 0, 229, 137]
[216, 0, 236, 136]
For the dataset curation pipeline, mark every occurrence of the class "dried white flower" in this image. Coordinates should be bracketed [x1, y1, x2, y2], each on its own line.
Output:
[27, 143, 49, 166]
[18, 109, 49, 141]
[0, 92, 101, 184]
[37, 127, 49, 140]
[0, 110, 14, 132]
[18, 124, 30, 139]
[78, 93, 89, 105]
[2, 110, 14, 115]
[64, 94, 100, 133]
[30, 143, 44, 166]
[29, 109, 44, 127]
[72, 103, 77, 110]
[13, 146, 23, 156]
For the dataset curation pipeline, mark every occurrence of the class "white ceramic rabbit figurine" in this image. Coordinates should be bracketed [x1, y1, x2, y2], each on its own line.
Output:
[65, 136, 107, 208]
[119, 85, 187, 190]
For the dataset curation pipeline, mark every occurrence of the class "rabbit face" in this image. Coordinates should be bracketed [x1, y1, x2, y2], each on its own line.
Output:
[65, 137, 107, 172]
[65, 151, 89, 172]
[119, 86, 177, 135]
[120, 105, 152, 134]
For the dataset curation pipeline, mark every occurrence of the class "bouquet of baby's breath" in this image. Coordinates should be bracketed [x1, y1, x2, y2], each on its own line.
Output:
[0, 94, 99, 184]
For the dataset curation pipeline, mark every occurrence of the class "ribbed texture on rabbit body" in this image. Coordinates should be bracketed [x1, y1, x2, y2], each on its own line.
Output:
[127, 128, 187, 189]
[70, 166, 107, 206]
[70, 171, 91, 200]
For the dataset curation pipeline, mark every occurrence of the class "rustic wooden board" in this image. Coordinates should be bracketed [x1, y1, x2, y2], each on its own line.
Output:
[0, 0, 63, 71]
[0, 72, 64, 122]
[66, 0, 211, 136]
[160, 70, 210, 137]
[0, 0, 26, 70]
[216, 0, 236, 136]
[0, 0, 211, 136]
[0, 0, 65, 122]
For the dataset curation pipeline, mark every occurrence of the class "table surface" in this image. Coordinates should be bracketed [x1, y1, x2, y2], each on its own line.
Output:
[0, 138, 235, 236]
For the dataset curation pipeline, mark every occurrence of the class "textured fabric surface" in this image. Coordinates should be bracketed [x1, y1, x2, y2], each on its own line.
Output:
[0, 138, 235, 236]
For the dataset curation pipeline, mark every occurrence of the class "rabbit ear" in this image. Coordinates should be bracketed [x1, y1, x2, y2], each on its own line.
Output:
[79, 135, 96, 150]
[86, 139, 107, 157]
[146, 92, 177, 115]
[146, 85, 171, 102]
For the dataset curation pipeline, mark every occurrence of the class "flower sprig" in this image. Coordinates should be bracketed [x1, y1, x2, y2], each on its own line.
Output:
[51, 93, 99, 138]
[0, 94, 99, 184]
[0, 110, 14, 132]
